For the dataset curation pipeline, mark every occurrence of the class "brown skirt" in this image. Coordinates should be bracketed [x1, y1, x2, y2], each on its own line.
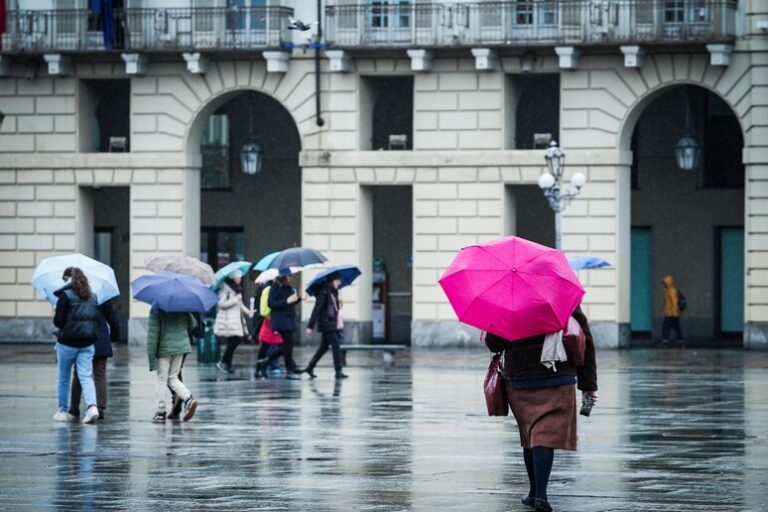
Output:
[506, 384, 577, 451]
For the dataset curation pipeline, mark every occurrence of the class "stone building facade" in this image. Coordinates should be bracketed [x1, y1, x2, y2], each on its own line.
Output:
[0, 1, 766, 348]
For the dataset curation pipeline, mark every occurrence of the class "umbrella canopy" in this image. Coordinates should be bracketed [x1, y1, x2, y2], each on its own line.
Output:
[31, 253, 119, 305]
[144, 253, 216, 286]
[439, 236, 585, 342]
[252, 251, 280, 272]
[254, 266, 303, 285]
[568, 255, 611, 270]
[305, 264, 362, 296]
[213, 261, 252, 289]
[131, 271, 217, 313]
[267, 247, 327, 270]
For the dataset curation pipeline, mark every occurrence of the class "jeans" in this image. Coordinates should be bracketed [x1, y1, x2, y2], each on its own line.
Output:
[71, 356, 107, 414]
[56, 343, 96, 413]
[156, 354, 191, 412]
[306, 330, 343, 374]
[662, 317, 684, 343]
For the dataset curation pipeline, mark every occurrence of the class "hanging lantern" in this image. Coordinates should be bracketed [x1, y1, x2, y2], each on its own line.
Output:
[240, 139, 263, 176]
[675, 133, 700, 171]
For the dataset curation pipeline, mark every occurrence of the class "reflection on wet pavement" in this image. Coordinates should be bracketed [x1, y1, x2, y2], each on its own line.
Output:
[1, 345, 767, 511]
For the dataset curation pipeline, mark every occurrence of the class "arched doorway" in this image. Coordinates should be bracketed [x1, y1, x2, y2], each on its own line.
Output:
[195, 90, 302, 276]
[628, 85, 745, 346]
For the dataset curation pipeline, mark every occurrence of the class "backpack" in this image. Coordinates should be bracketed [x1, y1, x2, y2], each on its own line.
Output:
[677, 290, 687, 313]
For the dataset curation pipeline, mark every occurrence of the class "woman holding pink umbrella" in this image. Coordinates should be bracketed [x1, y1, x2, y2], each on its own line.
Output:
[439, 236, 599, 512]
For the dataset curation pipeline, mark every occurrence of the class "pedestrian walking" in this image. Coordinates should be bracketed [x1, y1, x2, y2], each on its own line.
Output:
[69, 295, 120, 422]
[254, 279, 284, 378]
[167, 312, 205, 421]
[303, 272, 348, 380]
[255, 269, 303, 380]
[484, 306, 598, 512]
[660, 275, 685, 348]
[147, 309, 199, 423]
[214, 269, 251, 374]
[52, 267, 102, 424]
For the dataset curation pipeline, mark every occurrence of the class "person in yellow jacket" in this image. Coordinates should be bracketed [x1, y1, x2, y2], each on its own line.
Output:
[661, 275, 684, 348]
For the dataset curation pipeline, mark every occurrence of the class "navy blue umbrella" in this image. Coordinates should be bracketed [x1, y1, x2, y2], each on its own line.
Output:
[131, 271, 217, 313]
[268, 247, 327, 270]
[305, 264, 362, 296]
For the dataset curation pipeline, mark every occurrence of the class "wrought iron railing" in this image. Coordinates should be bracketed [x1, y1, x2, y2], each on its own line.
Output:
[324, 0, 737, 48]
[1, 6, 294, 53]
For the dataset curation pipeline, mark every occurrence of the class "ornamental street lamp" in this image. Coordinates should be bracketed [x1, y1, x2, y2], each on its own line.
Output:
[240, 93, 263, 176]
[537, 140, 587, 250]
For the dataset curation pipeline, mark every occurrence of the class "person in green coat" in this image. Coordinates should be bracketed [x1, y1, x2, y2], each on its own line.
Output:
[146, 309, 199, 423]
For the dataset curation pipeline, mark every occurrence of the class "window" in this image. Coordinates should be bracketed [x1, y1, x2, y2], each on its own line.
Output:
[78, 79, 130, 153]
[227, 0, 267, 31]
[362, 76, 414, 151]
[369, 0, 411, 29]
[94, 229, 113, 267]
[510, 74, 560, 149]
[515, 1, 534, 25]
[664, 1, 685, 22]
[201, 228, 246, 271]
[201, 113, 231, 189]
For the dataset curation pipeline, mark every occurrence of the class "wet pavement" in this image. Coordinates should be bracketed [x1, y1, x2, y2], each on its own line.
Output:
[0, 344, 767, 512]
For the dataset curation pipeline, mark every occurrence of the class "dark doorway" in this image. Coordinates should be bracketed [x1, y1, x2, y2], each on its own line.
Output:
[79, 79, 130, 152]
[93, 187, 130, 342]
[504, 185, 555, 247]
[372, 186, 413, 344]
[363, 76, 414, 150]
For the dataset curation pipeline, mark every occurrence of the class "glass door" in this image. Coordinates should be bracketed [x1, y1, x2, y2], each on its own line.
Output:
[226, 0, 266, 48]
[718, 227, 744, 334]
[366, 0, 412, 44]
[631, 227, 653, 335]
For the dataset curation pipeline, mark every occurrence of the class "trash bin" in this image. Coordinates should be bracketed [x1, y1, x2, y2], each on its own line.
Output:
[197, 320, 219, 363]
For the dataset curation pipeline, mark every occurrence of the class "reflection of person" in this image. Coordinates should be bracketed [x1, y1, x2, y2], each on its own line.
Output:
[147, 310, 199, 423]
[215, 270, 251, 374]
[256, 269, 304, 380]
[70, 296, 119, 421]
[52, 267, 102, 424]
[484, 306, 598, 512]
[304, 273, 348, 380]
[661, 275, 684, 348]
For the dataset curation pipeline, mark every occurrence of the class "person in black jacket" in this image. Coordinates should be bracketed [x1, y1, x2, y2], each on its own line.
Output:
[303, 273, 348, 379]
[69, 296, 120, 421]
[255, 269, 304, 380]
[52, 267, 103, 424]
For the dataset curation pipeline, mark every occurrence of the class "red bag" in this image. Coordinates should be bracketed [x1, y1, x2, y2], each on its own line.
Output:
[563, 316, 586, 366]
[258, 318, 283, 345]
[484, 353, 509, 416]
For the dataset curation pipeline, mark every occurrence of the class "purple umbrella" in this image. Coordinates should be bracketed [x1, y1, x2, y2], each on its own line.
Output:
[131, 272, 217, 313]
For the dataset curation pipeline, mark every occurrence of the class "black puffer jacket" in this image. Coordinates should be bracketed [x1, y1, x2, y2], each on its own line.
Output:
[54, 288, 103, 348]
[307, 286, 339, 333]
[268, 283, 298, 332]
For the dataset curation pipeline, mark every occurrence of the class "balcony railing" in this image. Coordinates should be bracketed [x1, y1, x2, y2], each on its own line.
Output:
[1, 6, 294, 53]
[325, 0, 737, 48]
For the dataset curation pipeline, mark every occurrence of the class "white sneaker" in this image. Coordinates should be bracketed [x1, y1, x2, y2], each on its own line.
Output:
[82, 406, 100, 424]
[53, 411, 77, 422]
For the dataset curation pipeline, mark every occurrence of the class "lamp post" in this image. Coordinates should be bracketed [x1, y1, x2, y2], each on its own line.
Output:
[537, 140, 587, 250]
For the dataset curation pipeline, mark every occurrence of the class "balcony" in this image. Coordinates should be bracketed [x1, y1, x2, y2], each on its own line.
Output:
[324, 1, 737, 49]
[1, 6, 293, 53]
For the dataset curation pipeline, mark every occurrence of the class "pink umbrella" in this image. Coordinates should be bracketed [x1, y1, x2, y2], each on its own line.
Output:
[439, 236, 585, 342]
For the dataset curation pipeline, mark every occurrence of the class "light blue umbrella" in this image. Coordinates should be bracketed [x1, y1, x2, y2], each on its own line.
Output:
[31, 253, 119, 305]
[568, 256, 611, 270]
[252, 252, 280, 272]
[132, 272, 217, 313]
[213, 261, 252, 289]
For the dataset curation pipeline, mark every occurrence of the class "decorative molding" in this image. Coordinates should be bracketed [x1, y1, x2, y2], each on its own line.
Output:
[262, 51, 291, 73]
[407, 49, 433, 72]
[554, 46, 580, 69]
[707, 44, 733, 67]
[470, 48, 497, 71]
[43, 54, 70, 76]
[182, 52, 209, 74]
[620, 46, 645, 68]
[121, 53, 148, 75]
[325, 50, 351, 73]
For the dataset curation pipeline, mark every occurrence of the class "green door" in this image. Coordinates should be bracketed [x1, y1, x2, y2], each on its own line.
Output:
[720, 228, 744, 333]
[631, 228, 653, 333]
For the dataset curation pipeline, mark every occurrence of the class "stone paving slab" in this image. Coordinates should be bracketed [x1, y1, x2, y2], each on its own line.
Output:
[0, 345, 767, 511]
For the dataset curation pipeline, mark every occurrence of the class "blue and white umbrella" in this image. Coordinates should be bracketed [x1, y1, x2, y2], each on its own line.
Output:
[31, 253, 119, 305]
[131, 272, 217, 313]
[213, 261, 252, 289]
[568, 256, 611, 270]
[305, 264, 362, 296]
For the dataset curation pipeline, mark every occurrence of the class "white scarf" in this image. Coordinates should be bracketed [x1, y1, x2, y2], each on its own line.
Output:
[540, 330, 568, 371]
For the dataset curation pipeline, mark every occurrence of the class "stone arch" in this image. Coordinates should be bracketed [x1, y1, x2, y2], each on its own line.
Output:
[619, 82, 746, 152]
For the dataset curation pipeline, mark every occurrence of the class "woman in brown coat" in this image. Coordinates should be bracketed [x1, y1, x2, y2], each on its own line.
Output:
[485, 306, 598, 512]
